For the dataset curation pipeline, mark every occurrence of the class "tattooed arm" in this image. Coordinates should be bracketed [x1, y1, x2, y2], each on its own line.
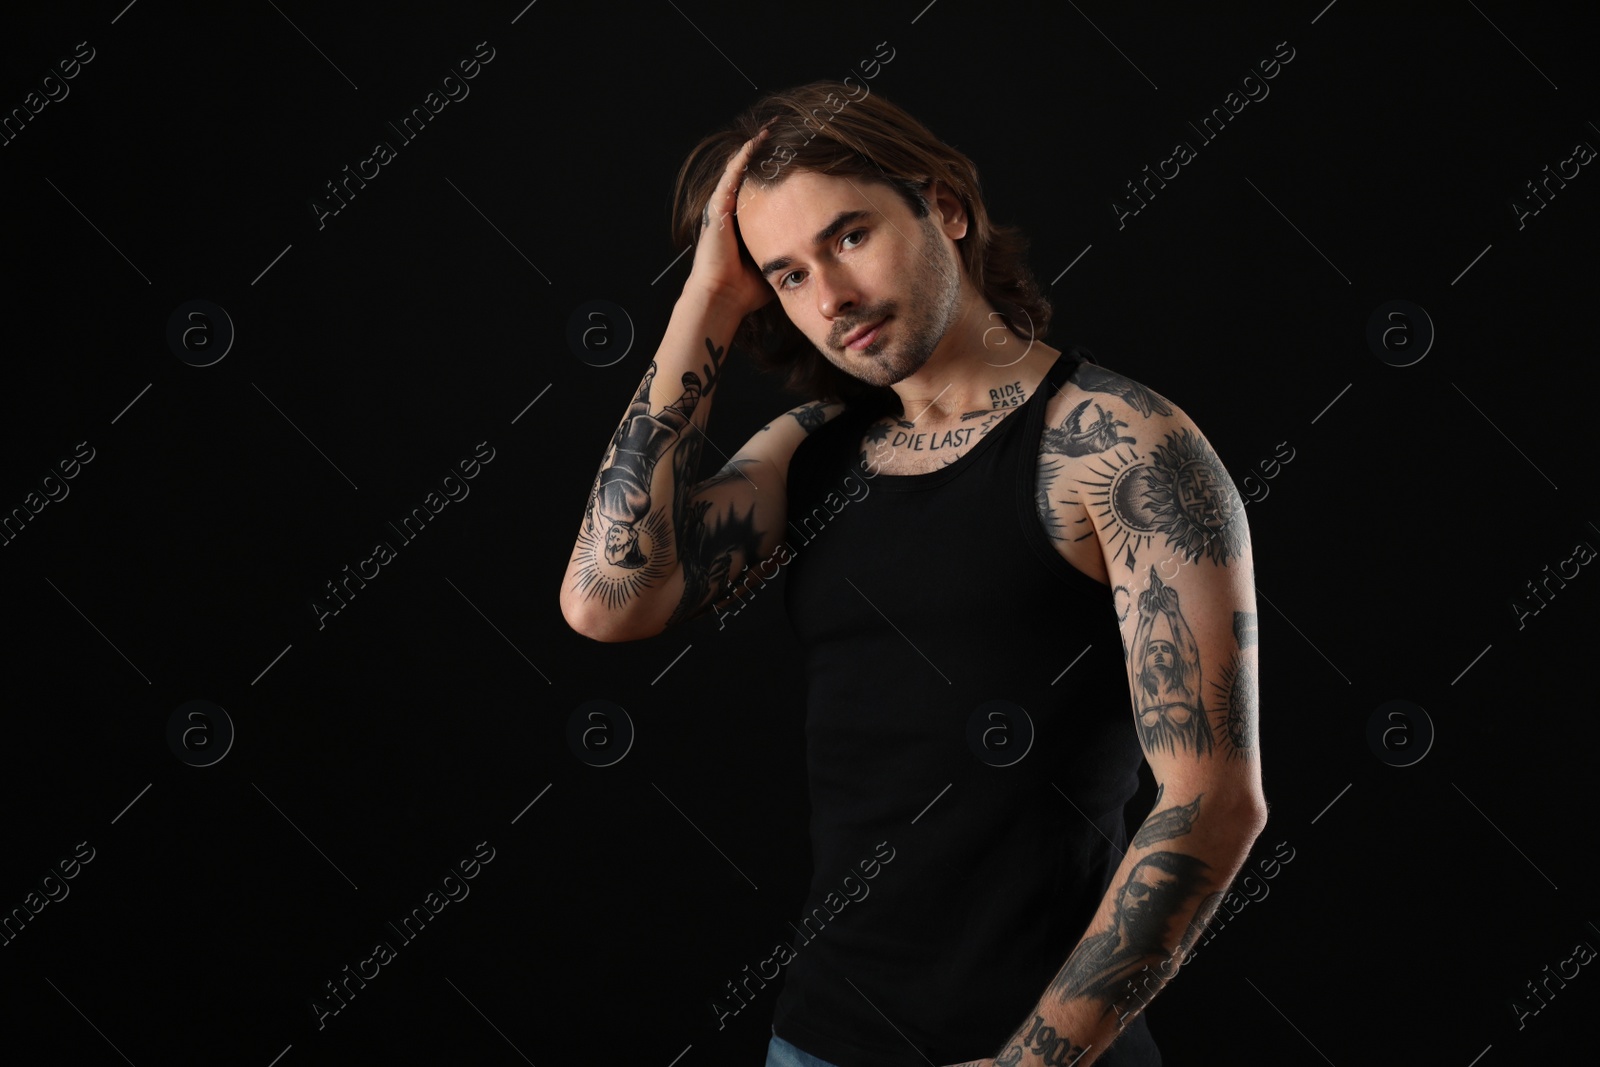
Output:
[559, 125, 847, 640]
[557, 297, 843, 641]
[954, 394, 1267, 1067]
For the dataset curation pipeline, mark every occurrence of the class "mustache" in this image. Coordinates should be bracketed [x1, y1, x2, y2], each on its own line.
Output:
[835, 308, 890, 346]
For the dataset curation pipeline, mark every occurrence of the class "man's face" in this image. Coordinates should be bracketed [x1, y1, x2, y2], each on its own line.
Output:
[1119, 862, 1178, 931]
[736, 169, 966, 388]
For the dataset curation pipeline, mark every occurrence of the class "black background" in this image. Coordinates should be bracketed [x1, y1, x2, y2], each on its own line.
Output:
[1, 2, 1596, 1065]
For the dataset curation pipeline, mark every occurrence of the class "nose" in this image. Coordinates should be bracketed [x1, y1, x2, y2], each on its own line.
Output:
[814, 264, 860, 324]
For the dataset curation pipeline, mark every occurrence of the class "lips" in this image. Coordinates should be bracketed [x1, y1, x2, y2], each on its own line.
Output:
[842, 317, 886, 350]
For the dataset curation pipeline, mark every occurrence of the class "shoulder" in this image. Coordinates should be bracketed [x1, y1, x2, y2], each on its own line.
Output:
[1041, 358, 1251, 564]
[1041, 357, 1186, 439]
[1039, 358, 1208, 474]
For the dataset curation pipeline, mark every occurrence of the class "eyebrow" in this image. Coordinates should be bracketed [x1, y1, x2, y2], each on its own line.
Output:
[758, 209, 874, 279]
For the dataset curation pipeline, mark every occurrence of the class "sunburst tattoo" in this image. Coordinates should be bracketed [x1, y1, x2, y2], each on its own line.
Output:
[1143, 428, 1247, 565]
[571, 507, 672, 610]
[1075, 446, 1160, 570]
[1076, 429, 1246, 569]
[1210, 650, 1256, 759]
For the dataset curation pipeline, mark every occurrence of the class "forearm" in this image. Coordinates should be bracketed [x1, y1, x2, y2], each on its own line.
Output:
[559, 291, 746, 640]
[992, 789, 1266, 1066]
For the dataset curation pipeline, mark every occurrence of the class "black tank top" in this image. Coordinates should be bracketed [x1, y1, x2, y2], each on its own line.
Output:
[771, 346, 1162, 1066]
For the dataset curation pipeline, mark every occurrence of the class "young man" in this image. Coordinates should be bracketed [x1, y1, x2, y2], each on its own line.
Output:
[560, 80, 1267, 1067]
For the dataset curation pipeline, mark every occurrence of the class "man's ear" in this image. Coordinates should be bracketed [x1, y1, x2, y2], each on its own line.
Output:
[927, 179, 969, 241]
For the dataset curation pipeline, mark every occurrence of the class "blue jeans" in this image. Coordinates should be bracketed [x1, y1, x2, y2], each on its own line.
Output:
[765, 1027, 843, 1067]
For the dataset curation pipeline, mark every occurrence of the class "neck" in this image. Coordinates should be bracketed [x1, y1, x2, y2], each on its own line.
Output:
[888, 293, 1061, 424]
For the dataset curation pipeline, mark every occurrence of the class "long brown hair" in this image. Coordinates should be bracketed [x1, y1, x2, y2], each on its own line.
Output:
[669, 80, 1053, 418]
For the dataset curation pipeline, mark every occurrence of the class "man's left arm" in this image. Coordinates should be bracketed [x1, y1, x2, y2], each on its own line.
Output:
[947, 399, 1268, 1067]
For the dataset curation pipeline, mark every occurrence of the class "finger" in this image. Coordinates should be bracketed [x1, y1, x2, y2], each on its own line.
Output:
[706, 127, 772, 231]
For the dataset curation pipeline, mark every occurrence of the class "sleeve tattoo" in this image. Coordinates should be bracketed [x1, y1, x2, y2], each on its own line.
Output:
[572, 338, 731, 611]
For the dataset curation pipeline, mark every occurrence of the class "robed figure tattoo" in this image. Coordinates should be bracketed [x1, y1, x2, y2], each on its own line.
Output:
[1130, 567, 1215, 756]
[592, 361, 702, 568]
[573, 338, 729, 609]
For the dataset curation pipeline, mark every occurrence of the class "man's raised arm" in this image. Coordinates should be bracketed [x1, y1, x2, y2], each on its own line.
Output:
[560, 126, 822, 641]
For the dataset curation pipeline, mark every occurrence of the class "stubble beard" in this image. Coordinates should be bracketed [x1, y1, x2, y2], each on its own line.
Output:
[833, 217, 965, 389]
